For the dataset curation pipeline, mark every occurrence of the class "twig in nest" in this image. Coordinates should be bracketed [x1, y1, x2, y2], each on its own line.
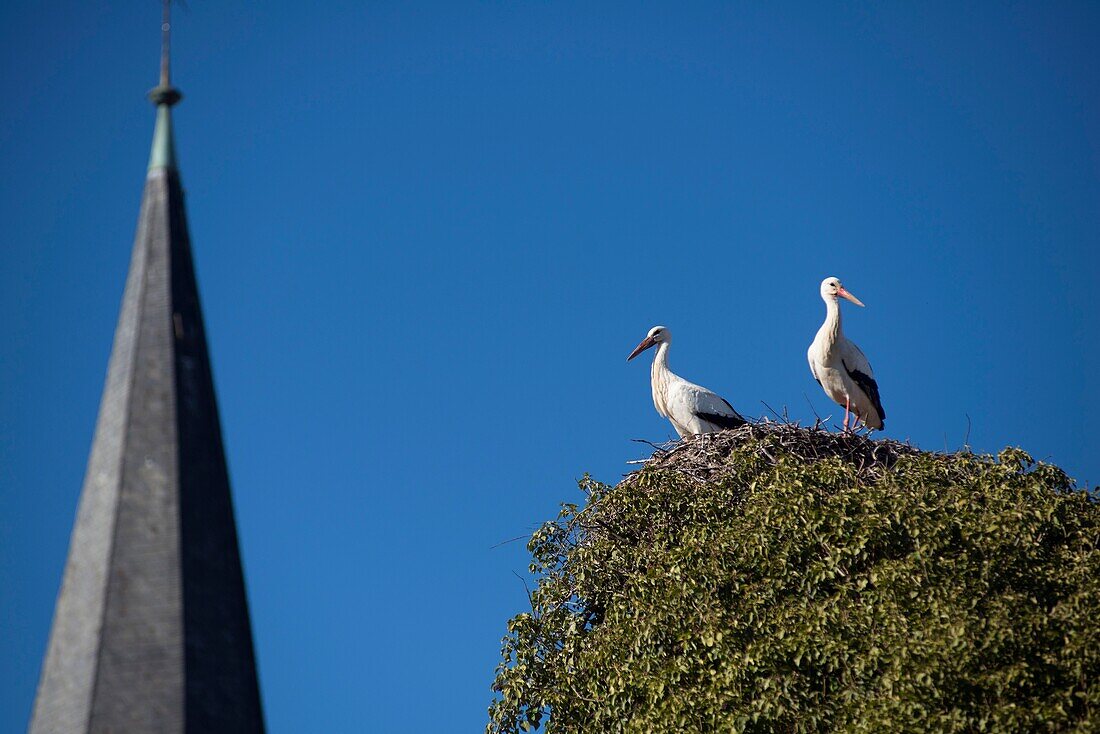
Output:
[760, 400, 786, 423]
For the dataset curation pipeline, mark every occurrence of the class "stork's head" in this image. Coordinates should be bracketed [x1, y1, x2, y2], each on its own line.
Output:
[820, 276, 865, 307]
[627, 325, 670, 361]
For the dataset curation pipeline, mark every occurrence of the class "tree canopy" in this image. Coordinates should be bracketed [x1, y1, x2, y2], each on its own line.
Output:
[488, 425, 1100, 733]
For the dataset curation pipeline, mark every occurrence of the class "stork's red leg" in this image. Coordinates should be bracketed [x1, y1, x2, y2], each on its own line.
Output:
[844, 395, 851, 431]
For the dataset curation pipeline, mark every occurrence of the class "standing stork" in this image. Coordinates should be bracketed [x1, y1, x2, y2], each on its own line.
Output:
[807, 277, 886, 430]
[627, 325, 747, 437]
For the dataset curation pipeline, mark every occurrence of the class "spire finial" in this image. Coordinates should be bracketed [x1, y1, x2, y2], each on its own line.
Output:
[148, 0, 181, 170]
[149, 0, 181, 108]
[160, 0, 171, 88]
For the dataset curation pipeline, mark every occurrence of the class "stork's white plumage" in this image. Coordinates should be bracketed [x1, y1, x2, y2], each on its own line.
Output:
[627, 325, 746, 437]
[807, 277, 886, 430]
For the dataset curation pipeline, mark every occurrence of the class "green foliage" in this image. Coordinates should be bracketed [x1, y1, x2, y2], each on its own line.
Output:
[487, 431, 1100, 733]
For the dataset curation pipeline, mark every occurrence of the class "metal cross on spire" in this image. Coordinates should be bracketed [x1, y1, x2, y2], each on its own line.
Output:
[151, 0, 181, 108]
[160, 0, 172, 87]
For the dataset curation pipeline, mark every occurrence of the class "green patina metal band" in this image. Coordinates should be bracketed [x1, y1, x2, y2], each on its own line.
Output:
[147, 85, 181, 172]
[148, 104, 176, 171]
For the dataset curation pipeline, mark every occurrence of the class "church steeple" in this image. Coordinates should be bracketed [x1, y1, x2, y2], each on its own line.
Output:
[28, 6, 265, 732]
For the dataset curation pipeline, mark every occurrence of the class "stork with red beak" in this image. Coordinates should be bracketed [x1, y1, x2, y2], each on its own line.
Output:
[627, 325, 747, 437]
[807, 277, 886, 430]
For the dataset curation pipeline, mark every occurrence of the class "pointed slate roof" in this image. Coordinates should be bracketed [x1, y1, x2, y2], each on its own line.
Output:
[29, 16, 265, 734]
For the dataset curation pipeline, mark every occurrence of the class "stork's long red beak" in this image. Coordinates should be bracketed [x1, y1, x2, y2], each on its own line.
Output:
[627, 335, 657, 361]
[838, 287, 865, 307]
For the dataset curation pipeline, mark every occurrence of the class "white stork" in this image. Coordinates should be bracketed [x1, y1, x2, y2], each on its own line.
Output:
[627, 325, 747, 437]
[807, 277, 886, 431]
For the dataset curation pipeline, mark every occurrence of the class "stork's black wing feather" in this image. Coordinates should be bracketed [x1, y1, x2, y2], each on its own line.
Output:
[843, 361, 886, 421]
[696, 411, 747, 429]
[696, 397, 747, 430]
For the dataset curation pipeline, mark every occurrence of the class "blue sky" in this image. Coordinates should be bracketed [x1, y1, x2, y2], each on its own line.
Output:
[1, 1, 1097, 731]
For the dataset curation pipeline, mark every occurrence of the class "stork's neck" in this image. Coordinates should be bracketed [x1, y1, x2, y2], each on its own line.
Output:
[819, 297, 843, 348]
[651, 341, 671, 380]
[650, 342, 673, 415]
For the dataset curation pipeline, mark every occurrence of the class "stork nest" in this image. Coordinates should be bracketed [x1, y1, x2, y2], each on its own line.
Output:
[626, 420, 927, 485]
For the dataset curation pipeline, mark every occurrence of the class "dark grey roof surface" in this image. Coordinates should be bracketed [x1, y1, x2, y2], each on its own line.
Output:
[29, 98, 265, 734]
